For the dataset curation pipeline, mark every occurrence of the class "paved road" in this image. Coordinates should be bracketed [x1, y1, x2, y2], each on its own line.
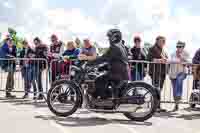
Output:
[0, 70, 199, 133]
[0, 98, 200, 133]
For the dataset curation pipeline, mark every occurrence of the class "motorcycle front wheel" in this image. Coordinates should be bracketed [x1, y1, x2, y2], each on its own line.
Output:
[47, 80, 82, 117]
[122, 82, 158, 122]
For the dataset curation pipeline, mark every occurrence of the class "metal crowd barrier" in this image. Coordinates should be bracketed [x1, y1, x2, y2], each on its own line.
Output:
[129, 60, 199, 105]
[2, 57, 198, 106]
[0, 58, 49, 100]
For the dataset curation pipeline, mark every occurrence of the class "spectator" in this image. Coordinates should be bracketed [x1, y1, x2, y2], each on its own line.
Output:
[48, 34, 65, 83]
[63, 41, 80, 61]
[169, 41, 190, 111]
[130, 36, 146, 81]
[34, 37, 48, 100]
[20, 40, 37, 99]
[147, 36, 168, 112]
[58, 41, 81, 78]
[192, 48, 200, 90]
[48, 34, 64, 59]
[79, 39, 97, 61]
[0, 37, 16, 98]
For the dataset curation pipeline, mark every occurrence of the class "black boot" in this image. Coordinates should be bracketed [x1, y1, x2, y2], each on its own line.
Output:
[33, 93, 37, 100]
[37, 94, 43, 100]
[172, 104, 179, 112]
[173, 97, 181, 111]
[22, 93, 29, 99]
[156, 103, 167, 113]
[193, 80, 200, 90]
[6, 92, 16, 99]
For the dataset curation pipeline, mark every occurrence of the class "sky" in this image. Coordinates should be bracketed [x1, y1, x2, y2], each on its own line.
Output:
[0, 0, 199, 56]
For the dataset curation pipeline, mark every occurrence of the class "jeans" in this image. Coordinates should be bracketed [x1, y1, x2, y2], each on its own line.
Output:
[22, 65, 37, 95]
[171, 72, 187, 100]
[131, 69, 143, 81]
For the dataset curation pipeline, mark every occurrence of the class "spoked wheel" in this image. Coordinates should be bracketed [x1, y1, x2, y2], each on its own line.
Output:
[47, 80, 82, 117]
[123, 82, 158, 122]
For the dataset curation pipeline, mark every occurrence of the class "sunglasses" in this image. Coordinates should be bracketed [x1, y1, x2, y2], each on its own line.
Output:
[176, 46, 184, 48]
[135, 40, 141, 43]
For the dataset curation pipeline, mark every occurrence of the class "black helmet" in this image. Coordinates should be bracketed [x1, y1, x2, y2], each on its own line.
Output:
[107, 29, 122, 44]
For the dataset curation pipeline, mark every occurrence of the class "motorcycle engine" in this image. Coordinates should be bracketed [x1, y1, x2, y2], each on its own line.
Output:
[84, 63, 109, 96]
[84, 73, 98, 94]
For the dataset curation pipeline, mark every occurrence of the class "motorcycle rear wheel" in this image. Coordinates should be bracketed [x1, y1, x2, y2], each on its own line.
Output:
[122, 82, 158, 122]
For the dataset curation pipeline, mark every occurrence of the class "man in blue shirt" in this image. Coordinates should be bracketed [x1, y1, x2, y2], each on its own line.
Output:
[0, 37, 16, 98]
[79, 39, 97, 61]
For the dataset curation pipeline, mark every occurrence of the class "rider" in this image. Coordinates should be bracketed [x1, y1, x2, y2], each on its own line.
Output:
[82, 29, 129, 99]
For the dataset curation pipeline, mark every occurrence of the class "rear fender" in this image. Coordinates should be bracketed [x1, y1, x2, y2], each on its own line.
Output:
[126, 81, 160, 98]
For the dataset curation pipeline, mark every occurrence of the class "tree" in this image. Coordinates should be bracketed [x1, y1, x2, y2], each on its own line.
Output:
[7, 27, 24, 57]
[8, 27, 23, 49]
[75, 37, 82, 48]
[93, 42, 109, 55]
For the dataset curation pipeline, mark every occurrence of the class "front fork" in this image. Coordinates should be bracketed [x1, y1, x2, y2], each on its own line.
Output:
[81, 84, 89, 109]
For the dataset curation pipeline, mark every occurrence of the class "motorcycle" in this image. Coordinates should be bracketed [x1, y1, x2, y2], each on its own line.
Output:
[47, 61, 158, 122]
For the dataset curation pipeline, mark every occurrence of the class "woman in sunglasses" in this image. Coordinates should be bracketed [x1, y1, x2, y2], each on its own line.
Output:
[169, 41, 190, 111]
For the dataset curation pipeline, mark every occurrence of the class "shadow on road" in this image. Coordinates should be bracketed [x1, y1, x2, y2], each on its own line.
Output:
[0, 99, 32, 103]
[35, 114, 152, 127]
[175, 107, 200, 120]
[176, 113, 200, 120]
[184, 107, 200, 112]
[153, 107, 200, 120]
[153, 111, 179, 118]
[3, 97, 200, 122]
[0, 98, 48, 108]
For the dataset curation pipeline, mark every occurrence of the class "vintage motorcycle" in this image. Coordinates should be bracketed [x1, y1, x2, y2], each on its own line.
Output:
[47, 61, 158, 122]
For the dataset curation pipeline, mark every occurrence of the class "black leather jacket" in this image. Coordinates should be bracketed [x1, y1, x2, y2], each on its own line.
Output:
[90, 41, 129, 81]
[35, 44, 48, 70]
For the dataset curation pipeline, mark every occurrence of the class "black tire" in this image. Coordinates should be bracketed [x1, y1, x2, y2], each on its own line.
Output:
[123, 82, 158, 122]
[47, 80, 82, 117]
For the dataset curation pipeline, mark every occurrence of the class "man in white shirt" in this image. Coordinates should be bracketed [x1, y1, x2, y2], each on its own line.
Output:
[169, 41, 190, 111]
